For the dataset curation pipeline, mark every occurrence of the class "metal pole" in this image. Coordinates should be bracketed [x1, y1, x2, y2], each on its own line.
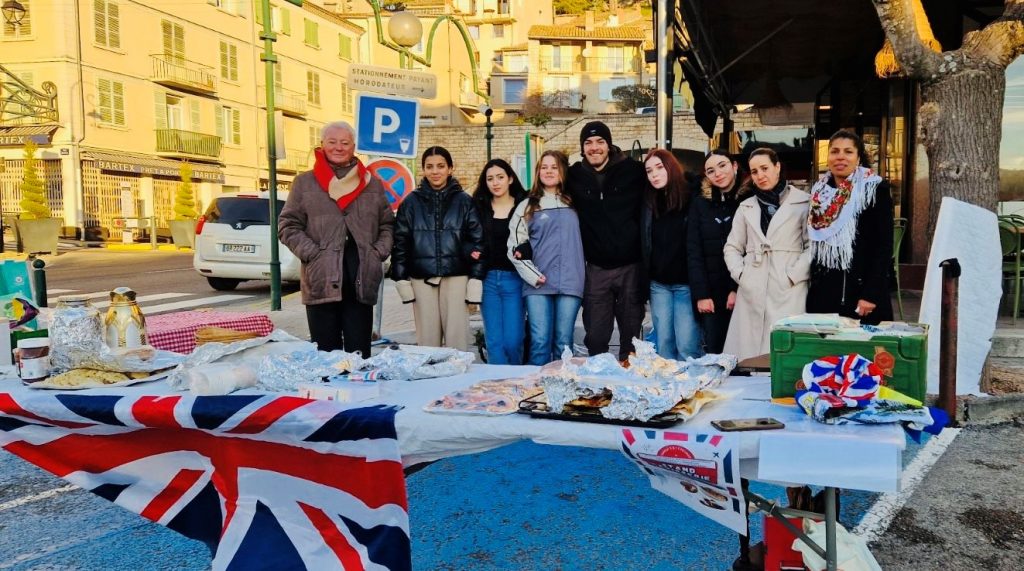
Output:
[824, 486, 837, 571]
[32, 258, 46, 308]
[524, 132, 532, 189]
[485, 108, 493, 161]
[939, 258, 961, 424]
[261, 0, 282, 311]
[655, 0, 674, 149]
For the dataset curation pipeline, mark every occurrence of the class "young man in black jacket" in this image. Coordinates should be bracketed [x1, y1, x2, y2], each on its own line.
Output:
[566, 121, 647, 361]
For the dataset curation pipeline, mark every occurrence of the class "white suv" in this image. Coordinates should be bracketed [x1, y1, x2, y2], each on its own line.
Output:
[193, 191, 301, 291]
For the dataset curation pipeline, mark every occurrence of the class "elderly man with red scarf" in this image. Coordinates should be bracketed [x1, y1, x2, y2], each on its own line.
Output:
[279, 121, 394, 357]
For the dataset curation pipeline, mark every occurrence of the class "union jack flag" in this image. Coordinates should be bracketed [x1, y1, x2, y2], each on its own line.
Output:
[0, 391, 410, 571]
[801, 353, 881, 408]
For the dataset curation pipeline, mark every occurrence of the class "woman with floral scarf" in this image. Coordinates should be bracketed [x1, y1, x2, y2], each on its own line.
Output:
[806, 130, 894, 324]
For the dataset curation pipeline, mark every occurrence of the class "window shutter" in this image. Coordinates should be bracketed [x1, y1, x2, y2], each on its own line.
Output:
[231, 108, 241, 145]
[254, 0, 264, 25]
[215, 105, 224, 140]
[108, 2, 120, 48]
[274, 64, 282, 87]
[94, 0, 106, 45]
[112, 81, 125, 125]
[219, 42, 229, 79]
[229, 45, 238, 81]
[153, 92, 167, 129]
[98, 78, 112, 123]
[281, 9, 291, 35]
[161, 20, 173, 57]
[20, 0, 31, 35]
[190, 100, 201, 131]
[174, 24, 185, 61]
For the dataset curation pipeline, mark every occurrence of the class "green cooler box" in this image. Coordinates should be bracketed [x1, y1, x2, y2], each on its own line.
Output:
[769, 327, 928, 402]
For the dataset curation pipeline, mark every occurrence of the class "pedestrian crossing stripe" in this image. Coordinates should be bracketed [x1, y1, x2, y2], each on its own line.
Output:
[46, 290, 252, 315]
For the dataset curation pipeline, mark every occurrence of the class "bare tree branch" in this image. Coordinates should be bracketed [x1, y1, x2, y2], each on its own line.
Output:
[871, 0, 943, 78]
[961, 0, 1024, 68]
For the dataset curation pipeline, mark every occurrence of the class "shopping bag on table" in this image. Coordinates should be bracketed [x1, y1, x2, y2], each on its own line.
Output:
[0, 259, 34, 302]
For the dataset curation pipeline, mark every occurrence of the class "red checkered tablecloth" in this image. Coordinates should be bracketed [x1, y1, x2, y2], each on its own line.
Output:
[146, 310, 274, 354]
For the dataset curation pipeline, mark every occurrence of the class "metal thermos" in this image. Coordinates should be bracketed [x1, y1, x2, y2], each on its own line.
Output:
[104, 287, 148, 348]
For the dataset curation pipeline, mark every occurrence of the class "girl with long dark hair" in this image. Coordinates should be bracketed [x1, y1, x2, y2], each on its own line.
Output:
[472, 159, 528, 364]
[640, 149, 701, 359]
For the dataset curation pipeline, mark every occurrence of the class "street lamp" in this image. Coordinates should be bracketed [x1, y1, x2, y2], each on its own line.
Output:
[1, 0, 26, 26]
[388, 10, 422, 68]
[478, 104, 493, 162]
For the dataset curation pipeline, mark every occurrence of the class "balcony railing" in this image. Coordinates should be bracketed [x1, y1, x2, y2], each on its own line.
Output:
[268, 86, 307, 117]
[582, 57, 643, 74]
[260, 148, 310, 173]
[493, 58, 529, 74]
[539, 57, 580, 73]
[155, 129, 222, 158]
[543, 91, 582, 110]
[150, 54, 217, 94]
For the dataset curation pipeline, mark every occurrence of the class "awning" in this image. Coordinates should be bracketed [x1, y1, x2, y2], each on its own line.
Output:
[0, 124, 59, 147]
[82, 148, 225, 183]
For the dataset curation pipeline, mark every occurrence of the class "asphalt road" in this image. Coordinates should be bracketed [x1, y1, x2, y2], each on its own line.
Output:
[38, 249, 298, 314]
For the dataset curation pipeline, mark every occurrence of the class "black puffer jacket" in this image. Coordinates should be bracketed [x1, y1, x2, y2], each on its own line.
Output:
[391, 177, 485, 281]
[686, 183, 745, 302]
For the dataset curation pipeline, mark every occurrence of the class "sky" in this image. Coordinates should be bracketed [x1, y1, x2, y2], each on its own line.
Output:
[1001, 58, 1024, 170]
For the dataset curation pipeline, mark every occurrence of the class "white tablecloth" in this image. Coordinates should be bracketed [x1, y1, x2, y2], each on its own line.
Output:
[1, 364, 907, 493]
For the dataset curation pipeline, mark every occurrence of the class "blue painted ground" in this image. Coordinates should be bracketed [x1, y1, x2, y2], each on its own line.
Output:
[0, 433, 930, 570]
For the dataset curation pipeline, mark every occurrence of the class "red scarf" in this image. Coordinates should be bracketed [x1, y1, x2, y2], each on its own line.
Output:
[313, 148, 370, 211]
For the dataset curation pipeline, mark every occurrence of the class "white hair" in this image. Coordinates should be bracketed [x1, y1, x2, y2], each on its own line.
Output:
[321, 121, 355, 141]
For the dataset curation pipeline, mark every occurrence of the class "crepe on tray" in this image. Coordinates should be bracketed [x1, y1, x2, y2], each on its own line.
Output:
[424, 376, 543, 416]
[29, 367, 173, 390]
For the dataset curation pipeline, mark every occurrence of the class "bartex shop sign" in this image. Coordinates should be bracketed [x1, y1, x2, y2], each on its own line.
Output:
[95, 158, 224, 183]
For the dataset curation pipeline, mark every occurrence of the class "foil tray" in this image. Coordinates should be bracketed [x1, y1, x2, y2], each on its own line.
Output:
[516, 392, 683, 429]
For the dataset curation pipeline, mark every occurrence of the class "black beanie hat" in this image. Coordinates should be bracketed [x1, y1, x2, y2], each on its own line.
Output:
[580, 121, 612, 149]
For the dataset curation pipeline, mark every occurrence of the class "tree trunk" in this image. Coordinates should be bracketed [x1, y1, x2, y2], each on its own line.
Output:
[918, 65, 1005, 234]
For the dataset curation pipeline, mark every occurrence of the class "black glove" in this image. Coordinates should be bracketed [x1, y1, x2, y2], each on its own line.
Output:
[513, 241, 533, 261]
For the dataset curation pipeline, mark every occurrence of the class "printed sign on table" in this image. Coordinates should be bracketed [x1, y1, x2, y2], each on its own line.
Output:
[620, 429, 747, 534]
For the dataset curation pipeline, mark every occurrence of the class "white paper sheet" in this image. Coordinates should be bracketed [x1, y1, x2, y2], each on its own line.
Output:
[918, 197, 1001, 395]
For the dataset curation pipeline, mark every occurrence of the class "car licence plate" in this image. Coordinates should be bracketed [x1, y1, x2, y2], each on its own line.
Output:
[222, 244, 256, 254]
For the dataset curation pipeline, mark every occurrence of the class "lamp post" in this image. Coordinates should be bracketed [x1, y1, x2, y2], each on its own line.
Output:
[388, 9, 422, 70]
[1, 1, 26, 26]
[479, 104, 493, 162]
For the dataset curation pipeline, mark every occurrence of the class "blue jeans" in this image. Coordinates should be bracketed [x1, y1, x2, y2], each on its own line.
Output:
[525, 294, 582, 365]
[481, 270, 525, 365]
[649, 281, 702, 360]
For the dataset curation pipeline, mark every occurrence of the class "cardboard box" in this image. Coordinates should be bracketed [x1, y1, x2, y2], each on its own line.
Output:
[770, 326, 928, 402]
[298, 380, 380, 403]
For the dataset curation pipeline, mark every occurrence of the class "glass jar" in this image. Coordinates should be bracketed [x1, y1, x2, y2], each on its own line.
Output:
[50, 295, 104, 372]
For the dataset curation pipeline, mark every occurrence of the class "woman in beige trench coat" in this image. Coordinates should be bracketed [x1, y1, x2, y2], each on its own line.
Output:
[722, 148, 811, 360]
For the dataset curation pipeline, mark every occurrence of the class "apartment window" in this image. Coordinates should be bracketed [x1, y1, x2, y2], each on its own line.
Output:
[504, 78, 526, 104]
[208, 0, 240, 13]
[339, 34, 353, 60]
[505, 52, 527, 72]
[550, 45, 568, 70]
[306, 70, 320, 105]
[468, 26, 479, 40]
[341, 82, 353, 114]
[492, 24, 505, 39]
[607, 46, 625, 72]
[498, 0, 510, 15]
[219, 41, 238, 81]
[161, 20, 186, 63]
[256, 3, 290, 35]
[309, 124, 321, 149]
[94, 0, 120, 49]
[97, 78, 125, 126]
[216, 105, 241, 145]
[303, 19, 319, 48]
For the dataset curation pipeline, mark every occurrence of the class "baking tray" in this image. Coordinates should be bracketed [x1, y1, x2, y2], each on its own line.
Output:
[516, 392, 683, 428]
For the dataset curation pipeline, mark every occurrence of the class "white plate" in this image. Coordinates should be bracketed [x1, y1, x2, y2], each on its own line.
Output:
[27, 370, 171, 391]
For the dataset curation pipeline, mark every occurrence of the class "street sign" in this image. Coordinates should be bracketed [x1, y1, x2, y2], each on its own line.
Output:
[348, 64, 437, 99]
[355, 94, 420, 159]
[367, 158, 414, 212]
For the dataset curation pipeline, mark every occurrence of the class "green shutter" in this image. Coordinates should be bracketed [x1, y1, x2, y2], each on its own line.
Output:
[229, 45, 238, 81]
[254, 0, 264, 25]
[231, 108, 241, 145]
[154, 91, 167, 129]
[108, 2, 120, 48]
[112, 81, 125, 126]
[161, 20, 172, 57]
[219, 42, 229, 79]
[190, 99, 201, 131]
[281, 9, 291, 35]
[94, 0, 106, 45]
[339, 34, 352, 60]
[215, 104, 224, 140]
[98, 78, 112, 123]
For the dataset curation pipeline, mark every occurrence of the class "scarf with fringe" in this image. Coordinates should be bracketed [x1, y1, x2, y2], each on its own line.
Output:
[808, 166, 882, 270]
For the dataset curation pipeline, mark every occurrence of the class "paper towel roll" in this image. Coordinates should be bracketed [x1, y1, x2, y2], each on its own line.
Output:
[187, 363, 258, 395]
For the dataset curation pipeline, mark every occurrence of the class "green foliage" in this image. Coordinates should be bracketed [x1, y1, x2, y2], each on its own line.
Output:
[520, 92, 553, 127]
[18, 140, 51, 220]
[611, 83, 657, 112]
[173, 162, 199, 220]
[553, 0, 598, 15]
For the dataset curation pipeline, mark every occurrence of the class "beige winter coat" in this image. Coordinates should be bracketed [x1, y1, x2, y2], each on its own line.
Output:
[722, 186, 811, 360]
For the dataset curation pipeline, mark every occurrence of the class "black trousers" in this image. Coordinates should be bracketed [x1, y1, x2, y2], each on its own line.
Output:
[700, 305, 732, 355]
[582, 262, 645, 361]
[306, 295, 374, 358]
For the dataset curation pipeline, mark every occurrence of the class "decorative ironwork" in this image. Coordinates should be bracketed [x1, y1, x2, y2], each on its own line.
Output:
[0, 63, 58, 125]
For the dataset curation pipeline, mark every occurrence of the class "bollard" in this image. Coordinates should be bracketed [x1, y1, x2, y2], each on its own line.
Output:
[32, 257, 46, 308]
[939, 258, 960, 424]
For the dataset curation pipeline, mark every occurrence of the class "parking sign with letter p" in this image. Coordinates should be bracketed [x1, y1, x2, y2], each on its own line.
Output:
[355, 94, 420, 159]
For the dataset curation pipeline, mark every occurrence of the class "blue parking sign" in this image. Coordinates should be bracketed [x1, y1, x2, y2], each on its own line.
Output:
[355, 94, 420, 159]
